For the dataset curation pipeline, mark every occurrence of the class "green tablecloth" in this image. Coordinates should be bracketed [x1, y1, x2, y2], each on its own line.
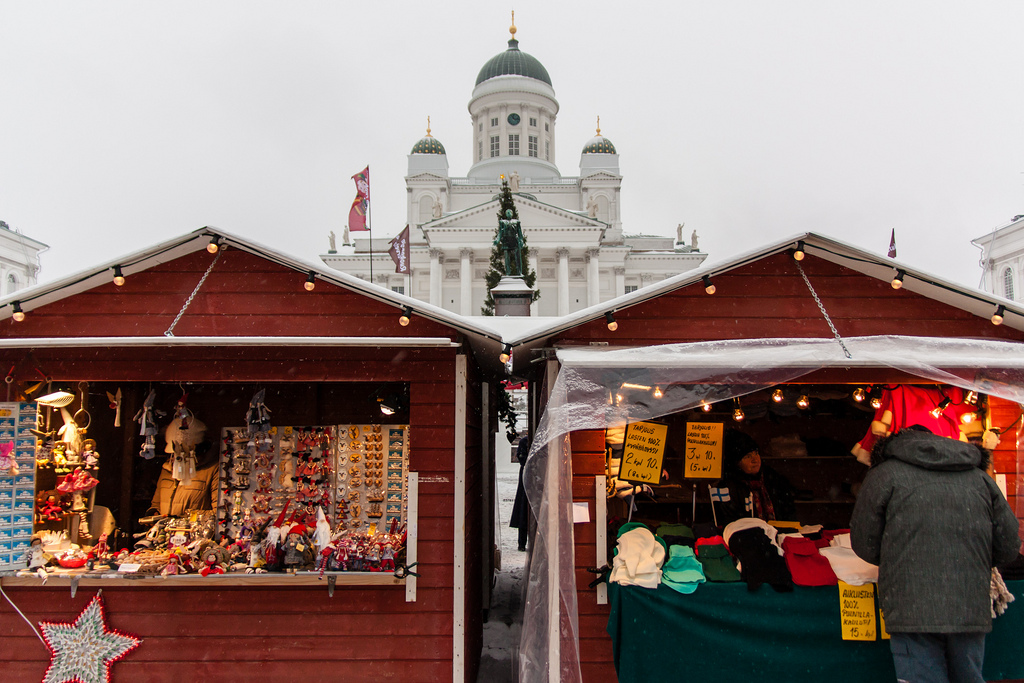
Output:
[608, 580, 1024, 682]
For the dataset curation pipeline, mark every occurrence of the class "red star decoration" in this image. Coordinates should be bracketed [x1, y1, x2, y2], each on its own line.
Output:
[39, 593, 141, 683]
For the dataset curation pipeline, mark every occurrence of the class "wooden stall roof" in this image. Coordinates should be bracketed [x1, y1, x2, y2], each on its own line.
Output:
[498, 232, 1024, 371]
[0, 226, 507, 354]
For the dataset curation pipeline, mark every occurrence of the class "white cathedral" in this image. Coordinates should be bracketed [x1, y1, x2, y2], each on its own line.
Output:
[321, 23, 707, 316]
[972, 213, 1024, 301]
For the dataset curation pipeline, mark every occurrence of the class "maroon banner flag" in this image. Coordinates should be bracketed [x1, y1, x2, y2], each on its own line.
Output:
[349, 166, 370, 232]
[887, 229, 897, 258]
[389, 224, 411, 274]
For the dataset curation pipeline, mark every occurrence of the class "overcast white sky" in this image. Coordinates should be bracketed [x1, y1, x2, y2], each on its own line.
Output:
[2, 1, 1022, 290]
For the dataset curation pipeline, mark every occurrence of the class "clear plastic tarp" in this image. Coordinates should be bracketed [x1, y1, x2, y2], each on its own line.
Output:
[518, 335, 1024, 682]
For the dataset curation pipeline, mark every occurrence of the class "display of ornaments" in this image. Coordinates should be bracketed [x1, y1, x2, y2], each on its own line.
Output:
[334, 424, 408, 535]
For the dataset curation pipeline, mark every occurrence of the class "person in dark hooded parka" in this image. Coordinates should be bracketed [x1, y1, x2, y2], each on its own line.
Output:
[851, 425, 1021, 683]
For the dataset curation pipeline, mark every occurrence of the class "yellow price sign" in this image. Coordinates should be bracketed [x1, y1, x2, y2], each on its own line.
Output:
[684, 422, 723, 479]
[839, 581, 878, 641]
[620, 421, 668, 484]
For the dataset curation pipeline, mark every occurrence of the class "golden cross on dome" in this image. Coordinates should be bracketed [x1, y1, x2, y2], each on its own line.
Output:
[596, 116, 601, 135]
[426, 116, 432, 137]
[510, 10, 516, 38]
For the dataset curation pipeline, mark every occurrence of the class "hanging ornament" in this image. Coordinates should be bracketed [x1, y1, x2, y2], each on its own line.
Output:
[105, 389, 122, 428]
[245, 388, 272, 437]
[133, 390, 160, 459]
[39, 593, 141, 683]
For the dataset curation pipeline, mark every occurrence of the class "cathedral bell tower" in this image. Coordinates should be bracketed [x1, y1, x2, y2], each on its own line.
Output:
[467, 15, 561, 183]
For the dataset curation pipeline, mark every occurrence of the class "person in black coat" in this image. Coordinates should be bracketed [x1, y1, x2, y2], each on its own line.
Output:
[510, 435, 530, 551]
[851, 427, 1021, 683]
[713, 429, 796, 525]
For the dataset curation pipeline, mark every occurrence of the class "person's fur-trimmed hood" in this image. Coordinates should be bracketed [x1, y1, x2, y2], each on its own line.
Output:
[870, 426, 991, 471]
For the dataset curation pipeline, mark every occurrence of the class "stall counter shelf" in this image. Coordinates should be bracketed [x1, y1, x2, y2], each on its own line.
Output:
[0, 570, 404, 588]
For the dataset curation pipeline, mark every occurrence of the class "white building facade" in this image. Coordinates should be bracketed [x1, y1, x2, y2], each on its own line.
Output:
[0, 221, 47, 295]
[322, 25, 707, 316]
[972, 214, 1024, 301]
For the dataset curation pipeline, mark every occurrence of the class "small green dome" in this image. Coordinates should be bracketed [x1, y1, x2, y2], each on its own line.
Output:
[582, 136, 616, 154]
[411, 136, 446, 155]
[476, 38, 552, 87]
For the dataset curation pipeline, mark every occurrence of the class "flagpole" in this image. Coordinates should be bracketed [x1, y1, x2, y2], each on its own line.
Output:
[367, 164, 373, 284]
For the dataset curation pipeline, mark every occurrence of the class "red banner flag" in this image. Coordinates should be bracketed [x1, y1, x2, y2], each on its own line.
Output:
[388, 224, 411, 274]
[887, 229, 897, 258]
[349, 166, 370, 232]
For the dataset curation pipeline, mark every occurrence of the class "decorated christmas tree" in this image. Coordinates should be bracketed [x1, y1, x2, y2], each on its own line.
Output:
[481, 178, 540, 315]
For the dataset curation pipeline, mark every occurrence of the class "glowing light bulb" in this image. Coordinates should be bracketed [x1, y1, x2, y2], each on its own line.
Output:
[852, 388, 866, 402]
[771, 388, 784, 403]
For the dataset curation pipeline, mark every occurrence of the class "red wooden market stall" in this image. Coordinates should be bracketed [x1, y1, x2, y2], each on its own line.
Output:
[503, 234, 1024, 683]
[0, 229, 509, 683]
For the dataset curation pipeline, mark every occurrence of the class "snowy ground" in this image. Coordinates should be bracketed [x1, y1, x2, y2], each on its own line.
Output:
[477, 464, 526, 682]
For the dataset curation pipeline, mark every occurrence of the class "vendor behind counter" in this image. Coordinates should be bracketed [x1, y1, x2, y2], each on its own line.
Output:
[713, 429, 796, 525]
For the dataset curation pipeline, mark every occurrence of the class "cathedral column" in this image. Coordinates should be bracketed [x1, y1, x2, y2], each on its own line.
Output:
[429, 249, 443, 307]
[528, 248, 540, 316]
[614, 266, 626, 299]
[460, 248, 473, 316]
[586, 248, 600, 307]
[556, 247, 570, 316]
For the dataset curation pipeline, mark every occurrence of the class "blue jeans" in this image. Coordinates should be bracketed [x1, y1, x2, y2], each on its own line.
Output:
[889, 632, 986, 683]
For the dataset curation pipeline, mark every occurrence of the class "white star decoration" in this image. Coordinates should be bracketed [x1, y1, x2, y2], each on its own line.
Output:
[39, 594, 141, 683]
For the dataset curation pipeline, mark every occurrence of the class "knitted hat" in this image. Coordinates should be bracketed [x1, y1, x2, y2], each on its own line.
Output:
[781, 535, 838, 586]
[617, 522, 668, 556]
[660, 545, 707, 594]
[609, 526, 667, 589]
[727, 527, 793, 593]
[656, 523, 694, 539]
[656, 523, 696, 548]
[696, 543, 742, 582]
[723, 429, 758, 471]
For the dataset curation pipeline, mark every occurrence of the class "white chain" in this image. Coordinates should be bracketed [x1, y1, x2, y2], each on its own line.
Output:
[164, 250, 223, 337]
[795, 261, 852, 359]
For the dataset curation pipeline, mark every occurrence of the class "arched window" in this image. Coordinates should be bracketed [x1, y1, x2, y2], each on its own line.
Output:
[418, 195, 434, 224]
[1003, 267, 1014, 300]
[5, 273, 17, 295]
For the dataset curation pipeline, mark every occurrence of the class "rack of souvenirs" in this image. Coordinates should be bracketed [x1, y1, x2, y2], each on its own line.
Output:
[8, 385, 414, 579]
[15, 510, 409, 578]
[0, 402, 37, 569]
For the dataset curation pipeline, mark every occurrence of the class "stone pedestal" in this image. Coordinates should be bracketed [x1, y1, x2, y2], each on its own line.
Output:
[491, 276, 534, 317]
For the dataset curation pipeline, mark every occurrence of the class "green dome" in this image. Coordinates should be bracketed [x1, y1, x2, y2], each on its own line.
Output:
[411, 136, 446, 155]
[475, 38, 552, 87]
[582, 136, 616, 154]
